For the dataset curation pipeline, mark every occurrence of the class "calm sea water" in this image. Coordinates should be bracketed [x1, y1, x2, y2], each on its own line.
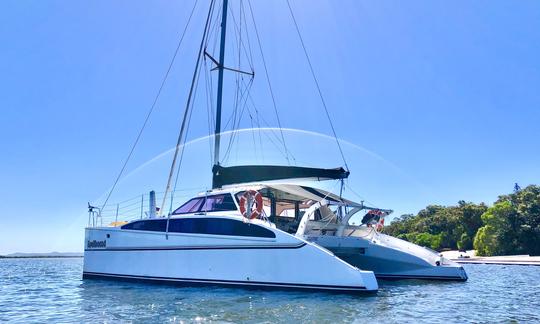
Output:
[0, 258, 539, 323]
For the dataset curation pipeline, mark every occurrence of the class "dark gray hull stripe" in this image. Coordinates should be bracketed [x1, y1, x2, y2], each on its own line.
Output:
[376, 273, 468, 281]
[85, 242, 306, 252]
[82, 271, 369, 292]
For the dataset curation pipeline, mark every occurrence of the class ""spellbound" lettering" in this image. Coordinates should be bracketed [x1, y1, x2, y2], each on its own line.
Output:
[87, 240, 106, 248]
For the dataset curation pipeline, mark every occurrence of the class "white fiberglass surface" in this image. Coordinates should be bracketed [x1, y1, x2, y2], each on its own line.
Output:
[341, 226, 441, 266]
[373, 232, 442, 265]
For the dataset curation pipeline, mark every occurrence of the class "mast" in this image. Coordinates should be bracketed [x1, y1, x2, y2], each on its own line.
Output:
[213, 0, 229, 167]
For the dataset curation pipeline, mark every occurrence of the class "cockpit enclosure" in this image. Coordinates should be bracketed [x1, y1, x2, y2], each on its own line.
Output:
[216, 184, 393, 238]
[90, 183, 392, 240]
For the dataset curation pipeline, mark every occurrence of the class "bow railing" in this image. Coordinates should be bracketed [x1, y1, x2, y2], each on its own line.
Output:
[87, 188, 205, 227]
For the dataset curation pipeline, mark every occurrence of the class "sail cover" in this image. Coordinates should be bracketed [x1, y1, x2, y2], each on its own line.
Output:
[212, 164, 350, 188]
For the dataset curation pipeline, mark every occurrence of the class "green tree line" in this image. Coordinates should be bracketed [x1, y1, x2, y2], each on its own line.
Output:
[383, 185, 540, 256]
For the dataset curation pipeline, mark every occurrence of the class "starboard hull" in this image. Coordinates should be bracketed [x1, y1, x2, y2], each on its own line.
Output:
[309, 234, 468, 281]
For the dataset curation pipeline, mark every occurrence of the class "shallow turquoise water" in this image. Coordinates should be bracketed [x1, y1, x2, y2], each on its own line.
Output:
[0, 258, 539, 323]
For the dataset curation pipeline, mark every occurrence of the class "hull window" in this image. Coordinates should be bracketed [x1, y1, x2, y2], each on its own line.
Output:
[121, 219, 167, 232]
[121, 218, 275, 238]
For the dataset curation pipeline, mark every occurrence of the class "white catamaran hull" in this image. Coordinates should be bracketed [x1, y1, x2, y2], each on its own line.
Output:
[309, 233, 468, 281]
[83, 224, 378, 292]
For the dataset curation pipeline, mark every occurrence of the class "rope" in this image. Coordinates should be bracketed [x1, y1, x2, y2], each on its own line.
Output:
[99, 0, 199, 213]
[285, 0, 349, 171]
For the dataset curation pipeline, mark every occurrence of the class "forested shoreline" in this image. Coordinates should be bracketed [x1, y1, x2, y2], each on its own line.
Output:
[383, 185, 540, 256]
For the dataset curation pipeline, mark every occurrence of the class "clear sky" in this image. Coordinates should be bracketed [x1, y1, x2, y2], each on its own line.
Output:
[1, 0, 539, 254]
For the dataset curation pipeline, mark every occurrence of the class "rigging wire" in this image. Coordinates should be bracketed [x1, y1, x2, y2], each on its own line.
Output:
[247, 0, 292, 165]
[239, 78, 295, 161]
[99, 0, 199, 213]
[205, 0, 222, 53]
[234, 81, 257, 162]
[160, 0, 216, 215]
[239, 1, 261, 163]
[221, 78, 254, 163]
[241, 84, 292, 158]
[168, 58, 205, 215]
[285, 0, 349, 171]
[344, 180, 377, 208]
[228, 25, 241, 162]
[233, 1, 243, 158]
[240, 1, 255, 72]
[203, 56, 216, 166]
[228, 3, 255, 71]
[221, 2, 258, 164]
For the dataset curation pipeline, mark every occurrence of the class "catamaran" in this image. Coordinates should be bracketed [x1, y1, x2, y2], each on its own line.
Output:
[84, 0, 467, 294]
[83, 0, 378, 293]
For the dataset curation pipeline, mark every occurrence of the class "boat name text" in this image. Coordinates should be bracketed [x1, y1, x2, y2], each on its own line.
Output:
[87, 240, 106, 249]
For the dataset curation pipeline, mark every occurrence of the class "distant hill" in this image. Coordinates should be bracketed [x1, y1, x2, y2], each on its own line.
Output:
[0, 252, 83, 258]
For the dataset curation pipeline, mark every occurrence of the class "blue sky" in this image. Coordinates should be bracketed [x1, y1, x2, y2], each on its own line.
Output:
[1, 0, 539, 254]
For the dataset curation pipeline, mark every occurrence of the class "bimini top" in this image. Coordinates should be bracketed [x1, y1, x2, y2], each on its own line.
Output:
[207, 182, 392, 215]
[212, 164, 350, 188]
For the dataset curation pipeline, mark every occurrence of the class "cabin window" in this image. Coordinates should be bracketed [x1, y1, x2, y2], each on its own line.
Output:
[201, 194, 237, 212]
[172, 197, 205, 214]
[172, 194, 237, 215]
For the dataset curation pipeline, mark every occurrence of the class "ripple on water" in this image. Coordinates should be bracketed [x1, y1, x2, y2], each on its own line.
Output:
[0, 258, 539, 323]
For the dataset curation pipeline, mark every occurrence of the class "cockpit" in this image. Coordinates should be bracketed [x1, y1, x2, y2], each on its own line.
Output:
[170, 184, 392, 237]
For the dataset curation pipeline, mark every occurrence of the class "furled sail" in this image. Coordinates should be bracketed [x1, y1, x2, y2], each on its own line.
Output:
[212, 164, 349, 188]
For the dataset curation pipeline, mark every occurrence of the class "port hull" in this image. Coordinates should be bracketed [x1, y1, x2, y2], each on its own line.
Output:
[82, 271, 377, 294]
[83, 222, 378, 293]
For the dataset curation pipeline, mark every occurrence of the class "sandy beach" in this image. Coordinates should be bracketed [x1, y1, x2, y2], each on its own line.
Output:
[441, 250, 540, 266]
